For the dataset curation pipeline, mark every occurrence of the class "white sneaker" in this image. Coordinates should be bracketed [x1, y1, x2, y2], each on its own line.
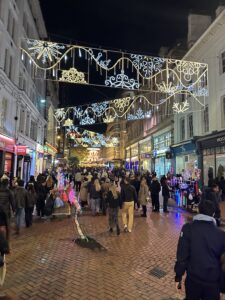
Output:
[124, 225, 128, 232]
[128, 229, 132, 233]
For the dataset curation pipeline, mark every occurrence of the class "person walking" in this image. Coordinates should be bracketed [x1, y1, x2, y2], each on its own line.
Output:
[150, 173, 161, 212]
[75, 170, 82, 192]
[138, 177, 149, 217]
[25, 183, 36, 227]
[14, 180, 28, 234]
[89, 178, 101, 215]
[174, 200, 225, 300]
[36, 177, 47, 218]
[121, 177, 137, 233]
[106, 179, 121, 235]
[79, 177, 89, 207]
[161, 177, 170, 213]
[101, 178, 110, 215]
[0, 178, 14, 249]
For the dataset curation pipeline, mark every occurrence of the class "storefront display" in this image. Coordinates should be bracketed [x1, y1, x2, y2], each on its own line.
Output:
[153, 131, 172, 177]
[0, 134, 15, 176]
[171, 141, 198, 178]
[36, 144, 44, 176]
[197, 131, 225, 186]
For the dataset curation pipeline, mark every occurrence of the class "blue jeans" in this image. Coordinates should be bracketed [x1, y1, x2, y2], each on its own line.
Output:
[16, 208, 24, 233]
[91, 198, 100, 214]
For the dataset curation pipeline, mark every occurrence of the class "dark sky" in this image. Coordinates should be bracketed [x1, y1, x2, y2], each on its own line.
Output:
[40, 0, 220, 131]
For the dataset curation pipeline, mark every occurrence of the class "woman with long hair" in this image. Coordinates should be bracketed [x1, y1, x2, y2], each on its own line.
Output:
[106, 179, 121, 235]
[138, 177, 149, 217]
[89, 178, 101, 215]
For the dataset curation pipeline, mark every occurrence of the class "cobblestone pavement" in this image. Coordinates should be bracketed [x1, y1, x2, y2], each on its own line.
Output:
[2, 203, 225, 300]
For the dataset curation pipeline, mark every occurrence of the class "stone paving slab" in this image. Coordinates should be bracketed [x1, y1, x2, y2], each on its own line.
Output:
[1, 203, 225, 300]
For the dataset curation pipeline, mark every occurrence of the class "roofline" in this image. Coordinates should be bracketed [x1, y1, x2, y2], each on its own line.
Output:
[183, 8, 225, 59]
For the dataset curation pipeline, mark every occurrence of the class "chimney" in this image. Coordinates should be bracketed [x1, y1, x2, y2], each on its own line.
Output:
[187, 13, 212, 49]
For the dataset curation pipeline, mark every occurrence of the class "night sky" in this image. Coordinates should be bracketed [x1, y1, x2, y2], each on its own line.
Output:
[40, 0, 220, 131]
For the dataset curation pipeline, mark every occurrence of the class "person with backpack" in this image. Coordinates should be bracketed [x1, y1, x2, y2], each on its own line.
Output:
[106, 179, 121, 235]
[150, 172, 161, 212]
[174, 200, 225, 300]
[25, 183, 37, 227]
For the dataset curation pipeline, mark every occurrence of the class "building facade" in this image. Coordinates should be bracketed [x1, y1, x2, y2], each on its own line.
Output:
[173, 6, 225, 184]
[0, 0, 57, 181]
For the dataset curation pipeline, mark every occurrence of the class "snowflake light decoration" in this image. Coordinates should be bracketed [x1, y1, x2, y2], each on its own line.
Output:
[54, 108, 67, 122]
[27, 40, 65, 64]
[172, 100, 190, 113]
[80, 115, 95, 125]
[63, 118, 73, 127]
[113, 97, 131, 113]
[91, 101, 108, 116]
[127, 108, 145, 120]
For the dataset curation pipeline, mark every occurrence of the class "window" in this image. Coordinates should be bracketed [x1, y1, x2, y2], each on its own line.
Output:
[25, 114, 30, 136]
[30, 121, 37, 140]
[7, 10, 15, 38]
[180, 118, 185, 141]
[4, 49, 9, 75]
[222, 51, 225, 74]
[203, 105, 209, 133]
[188, 114, 193, 138]
[19, 109, 25, 133]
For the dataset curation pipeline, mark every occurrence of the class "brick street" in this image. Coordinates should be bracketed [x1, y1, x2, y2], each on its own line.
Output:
[2, 203, 225, 300]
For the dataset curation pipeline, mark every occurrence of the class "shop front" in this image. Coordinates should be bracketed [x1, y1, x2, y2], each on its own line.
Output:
[139, 137, 152, 171]
[152, 130, 172, 178]
[171, 140, 198, 179]
[130, 144, 139, 171]
[0, 134, 15, 177]
[197, 131, 225, 186]
[15, 145, 29, 181]
[43, 143, 57, 171]
[36, 144, 44, 176]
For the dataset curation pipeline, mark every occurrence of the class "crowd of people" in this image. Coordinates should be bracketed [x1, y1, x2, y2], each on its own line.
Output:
[0, 166, 225, 299]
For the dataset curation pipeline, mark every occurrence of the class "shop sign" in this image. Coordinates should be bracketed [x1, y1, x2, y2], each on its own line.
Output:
[15, 145, 27, 156]
[141, 153, 151, 159]
[44, 143, 57, 156]
[0, 134, 15, 153]
[36, 144, 44, 153]
[153, 148, 168, 157]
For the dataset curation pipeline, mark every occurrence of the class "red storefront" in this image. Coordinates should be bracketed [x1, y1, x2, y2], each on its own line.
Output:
[0, 134, 15, 177]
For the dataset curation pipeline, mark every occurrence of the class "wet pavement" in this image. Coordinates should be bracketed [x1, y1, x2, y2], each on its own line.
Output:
[2, 203, 225, 300]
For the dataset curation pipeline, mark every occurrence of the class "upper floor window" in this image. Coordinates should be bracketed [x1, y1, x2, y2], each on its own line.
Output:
[188, 114, 193, 138]
[222, 51, 225, 74]
[180, 118, 185, 141]
[203, 105, 209, 133]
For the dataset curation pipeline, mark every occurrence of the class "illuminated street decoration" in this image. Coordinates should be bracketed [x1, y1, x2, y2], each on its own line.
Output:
[63, 118, 74, 127]
[59, 68, 87, 84]
[27, 40, 65, 64]
[130, 54, 165, 77]
[21, 39, 208, 100]
[172, 101, 190, 113]
[66, 126, 119, 148]
[54, 90, 206, 125]
[105, 70, 140, 89]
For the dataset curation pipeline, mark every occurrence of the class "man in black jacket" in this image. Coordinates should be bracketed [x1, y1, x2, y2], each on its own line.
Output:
[121, 177, 137, 233]
[14, 180, 28, 234]
[150, 173, 161, 212]
[174, 200, 225, 300]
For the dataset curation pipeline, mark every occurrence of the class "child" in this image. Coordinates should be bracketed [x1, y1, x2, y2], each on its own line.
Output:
[106, 179, 121, 235]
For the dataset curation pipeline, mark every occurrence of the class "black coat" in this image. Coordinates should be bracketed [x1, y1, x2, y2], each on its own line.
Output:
[121, 184, 137, 203]
[106, 191, 121, 208]
[150, 180, 161, 195]
[0, 187, 14, 217]
[162, 183, 170, 198]
[174, 219, 225, 284]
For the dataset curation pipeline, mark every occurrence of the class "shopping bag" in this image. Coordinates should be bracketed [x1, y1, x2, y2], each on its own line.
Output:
[0, 256, 6, 286]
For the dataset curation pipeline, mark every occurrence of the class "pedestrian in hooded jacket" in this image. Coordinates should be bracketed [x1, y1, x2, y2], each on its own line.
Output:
[174, 200, 225, 300]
